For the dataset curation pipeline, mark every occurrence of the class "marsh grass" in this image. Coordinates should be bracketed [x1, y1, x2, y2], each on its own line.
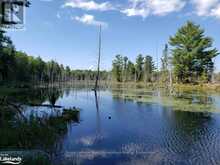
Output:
[173, 83, 220, 93]
[110, 82, 220, 92]
[0, 103, 80, 165]
[112, 87, 218, 112]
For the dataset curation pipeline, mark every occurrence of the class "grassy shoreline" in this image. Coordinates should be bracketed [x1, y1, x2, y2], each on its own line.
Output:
[0, 81, 220, 92]
[173, 83, 220, 92]
[0, 82, 220, 113]
[110, 82, 220, 92]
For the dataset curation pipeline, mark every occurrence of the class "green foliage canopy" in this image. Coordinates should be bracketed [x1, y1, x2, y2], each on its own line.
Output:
[169, 21, 219, 83]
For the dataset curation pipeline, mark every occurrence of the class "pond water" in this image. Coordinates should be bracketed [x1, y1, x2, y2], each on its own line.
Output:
[1, 86, 220, 165]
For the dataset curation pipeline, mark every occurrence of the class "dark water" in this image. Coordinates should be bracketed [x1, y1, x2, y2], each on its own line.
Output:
[2, 87, 220, 165]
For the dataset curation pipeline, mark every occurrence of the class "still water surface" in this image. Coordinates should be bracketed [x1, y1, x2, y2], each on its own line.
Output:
[5, 87, 220, 164]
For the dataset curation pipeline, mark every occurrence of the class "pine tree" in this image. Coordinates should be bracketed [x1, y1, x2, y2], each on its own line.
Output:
[161, 44, 169, 83]
[112, 55, 123, 82]
[169, 21, 219, 83]
[135, 54, 144, 81]
[144, 55, 155, 83]
[161, 44, 169, 71]
[123, 56, 128, 82]
[127, 61, 135, 81]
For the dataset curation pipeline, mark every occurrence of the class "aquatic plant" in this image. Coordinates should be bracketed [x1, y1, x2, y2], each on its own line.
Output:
[62, 108, 80, 122]
[0, 103, 80, 152]
[112, 88, 218, 112]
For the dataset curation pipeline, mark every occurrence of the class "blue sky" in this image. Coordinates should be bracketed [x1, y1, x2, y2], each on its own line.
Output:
[7, 0, 220, 71]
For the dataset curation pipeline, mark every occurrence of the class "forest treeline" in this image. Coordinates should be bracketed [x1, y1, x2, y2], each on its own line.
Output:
[112, 54, 156, 83]
[1, 21, 220, 85]
[112, 21, 220, 84]
[0, 29, 109, 84]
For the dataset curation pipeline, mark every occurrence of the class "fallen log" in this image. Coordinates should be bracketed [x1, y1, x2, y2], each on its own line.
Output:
[28, 104, 63, 108]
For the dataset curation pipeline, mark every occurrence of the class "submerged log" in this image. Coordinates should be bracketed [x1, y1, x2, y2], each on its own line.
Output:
[28, 104, 63, 108]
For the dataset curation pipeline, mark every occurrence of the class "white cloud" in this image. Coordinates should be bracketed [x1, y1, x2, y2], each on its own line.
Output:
[121, 0, 150, 18]
[76, 135, 104, 146]
[63, 0, 114, 11]
[122, 8, 149, 18]
[74, 14, 108, 27]
[192, 0, 219, 16]
[62, 0, 220, 21]
[211, 4, 220, 18]
[121, 0, 185, 18]
[149, 0, 185, 16]
[191, 0, 220, 19]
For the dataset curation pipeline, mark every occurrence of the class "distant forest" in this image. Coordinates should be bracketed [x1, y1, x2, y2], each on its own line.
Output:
[1, 21, 220, 85]
[0, 29, 109, 84]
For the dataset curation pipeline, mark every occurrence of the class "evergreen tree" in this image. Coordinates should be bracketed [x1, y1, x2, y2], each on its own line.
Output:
[135, 54, 144, 81]
[161, 44, 169, 83]
[161, 44, 169, 71]
[169, 21, 219, 83]
[123, 56, 128, 82]
[127, 61, 135, 81]
[0, 29, 15, 80]
[112, 55, 123, 82]
[144, 55, 155, 83]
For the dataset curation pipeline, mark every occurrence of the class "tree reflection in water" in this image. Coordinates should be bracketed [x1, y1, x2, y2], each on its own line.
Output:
[47, 87, 61, 107]
[0, 87, 80, 165]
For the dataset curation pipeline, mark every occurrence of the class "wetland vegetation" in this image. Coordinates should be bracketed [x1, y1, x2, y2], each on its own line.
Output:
[1, 3, 220, 164]
[1, 86, 220, 164]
